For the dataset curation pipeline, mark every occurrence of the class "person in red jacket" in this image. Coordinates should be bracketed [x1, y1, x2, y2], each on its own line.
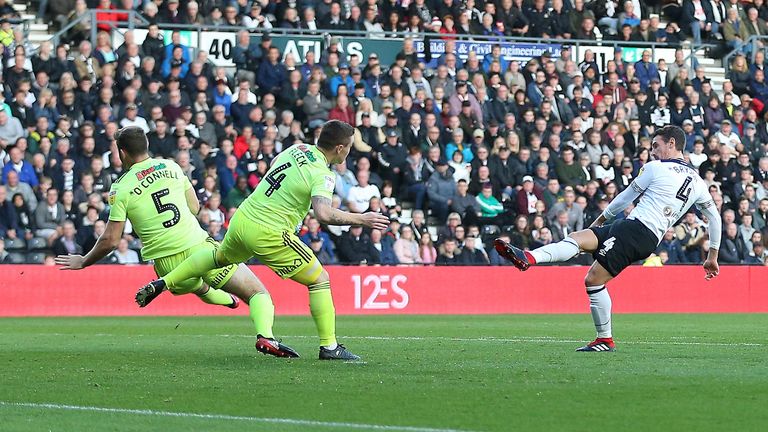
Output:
[516, 175, 544, 216]
[95, 0, 117, 34]
[328, 94, 355, 125]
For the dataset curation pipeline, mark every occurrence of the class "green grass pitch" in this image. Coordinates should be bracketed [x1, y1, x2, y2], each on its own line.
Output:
[1, 314, 767, 431]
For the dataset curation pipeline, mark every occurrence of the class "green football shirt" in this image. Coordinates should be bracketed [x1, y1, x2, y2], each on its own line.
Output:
[108, 157, 208, 260]
[238, 144, 335, 233]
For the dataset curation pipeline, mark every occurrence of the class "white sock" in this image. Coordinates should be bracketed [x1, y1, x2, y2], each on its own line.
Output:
[587, 285, 612, 338]
[323, 342, 338, 350]
[529, 237, 580, 263]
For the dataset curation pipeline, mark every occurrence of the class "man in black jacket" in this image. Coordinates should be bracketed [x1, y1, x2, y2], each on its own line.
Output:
[484, 84, 514, 125]
[681, 0, 718, 45]
[337, 226, 380, 264]
[491, 145, 523, 200]
[378, 130, 408, 193]
[460, 235, 490, 265]
[436, 237, 461, 265]
[147, 118, 176, 159]
[141, 24, 166, 69]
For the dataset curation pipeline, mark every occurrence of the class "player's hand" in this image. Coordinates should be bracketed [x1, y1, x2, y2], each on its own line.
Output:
[360, 212, 390, 231]
[55, 254, 85, 270]
[703, 258, 719, 281]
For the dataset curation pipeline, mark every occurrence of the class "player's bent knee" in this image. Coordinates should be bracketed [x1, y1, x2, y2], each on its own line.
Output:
[214, 249, 233, 267]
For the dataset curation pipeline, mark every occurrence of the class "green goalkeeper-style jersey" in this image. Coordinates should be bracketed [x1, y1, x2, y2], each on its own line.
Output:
[238, 144, 335, 233]
[108, 157, 207, 260]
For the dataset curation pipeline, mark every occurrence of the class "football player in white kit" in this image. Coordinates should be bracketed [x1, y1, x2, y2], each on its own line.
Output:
[494, 125, 722, 352]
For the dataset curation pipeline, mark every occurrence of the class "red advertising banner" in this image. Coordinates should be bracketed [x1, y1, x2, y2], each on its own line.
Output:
[0, 265, 766, 317]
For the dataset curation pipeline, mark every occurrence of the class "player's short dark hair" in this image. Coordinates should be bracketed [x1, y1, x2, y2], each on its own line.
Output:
[653, 125, 686, 151]
[317, 120, 354, 151]
[116, 126, 149, 157]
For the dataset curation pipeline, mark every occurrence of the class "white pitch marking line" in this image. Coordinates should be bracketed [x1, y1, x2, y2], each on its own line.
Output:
[0, 401, 476, 432]
[217, 335, 765, 347]
[27, 333, 765, 347]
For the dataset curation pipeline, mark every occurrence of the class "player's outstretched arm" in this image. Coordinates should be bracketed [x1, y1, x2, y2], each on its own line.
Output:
[311, 196, 389, 231]
[697, 201, 722, 281]
[55, 219, 125, 270]
[597, 185, 643, 227]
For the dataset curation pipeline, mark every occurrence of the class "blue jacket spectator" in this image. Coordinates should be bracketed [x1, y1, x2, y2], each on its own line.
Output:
[256, 49, 288, 96]
[2, 147, 38, 187]
[212, 86, 232, 115]
[164, 42, 191, 65]
[300, 219, 336, 262]
[378, 234, 399, 265]
[445, 141, 474, 164]
[161, 58, 189, 79]
[634, 53, 660, 91]
[329, 68, 355, 97]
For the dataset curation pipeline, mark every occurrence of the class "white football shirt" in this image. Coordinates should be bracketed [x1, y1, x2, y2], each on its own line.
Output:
[624, 159, 714, 243]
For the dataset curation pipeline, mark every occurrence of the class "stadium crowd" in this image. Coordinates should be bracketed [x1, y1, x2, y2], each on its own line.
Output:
[0, 0, 768, 266]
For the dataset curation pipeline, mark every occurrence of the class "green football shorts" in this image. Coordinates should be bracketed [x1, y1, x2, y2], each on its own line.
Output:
[219, 212, 321, 280]
[153, 237, 237, 294]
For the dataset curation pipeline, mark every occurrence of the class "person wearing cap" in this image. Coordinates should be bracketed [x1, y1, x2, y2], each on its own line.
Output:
[242, 2, 272, 30]
[118, 103, 150, 134]
[448, 79, 482, 120]
[716, 119, 742, 154]
[426, 158, 456, 223]
[516, 175, 544, 215]
[329, 62, 354, 97]
[379, 127, 408, 193]
[458, 99, 482, 139]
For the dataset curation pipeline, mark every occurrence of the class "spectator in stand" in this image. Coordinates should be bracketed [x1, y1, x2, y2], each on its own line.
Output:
[114, 237, 140, 264]
[475, 183, 504, 223]
[682, 0, 719, 45]
[34, 188, 65, 245]
[460, 235, 489, 265]
[435, 237, 461, 265]
[347, 170, 380, 213]
[634, 50, 660, 92]
[720, 222, 746, 264]
[427, 159, 457, 223]
[675, 211, 707, 263]
[2, 146, 37, 186]
[301, 217, 335, 263]
[328, 94, 355, 125]
[338, 225, 380, 265]
[0, 185, 17, 240]
[4, 171, 37, 211]
[516, 175, 543, 216]
[52, 220, 82, 256]
[723, 8, 749, 52]
[418, 231, 437, 265]
[393, 225, 421, 265]
[0, 108, 25, 146]
[309, 237, 336, 265]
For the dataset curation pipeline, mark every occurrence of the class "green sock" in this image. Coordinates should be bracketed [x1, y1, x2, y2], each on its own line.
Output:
[249, 292, 275, 339]
[198, 288, 235, 306]
[308, 281, 337, 347]
[163, 249, 218, 287]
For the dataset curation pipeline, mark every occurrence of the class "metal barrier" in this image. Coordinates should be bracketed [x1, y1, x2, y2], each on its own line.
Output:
[722, 35, 768, 74]
[48, 9, 688, 63]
